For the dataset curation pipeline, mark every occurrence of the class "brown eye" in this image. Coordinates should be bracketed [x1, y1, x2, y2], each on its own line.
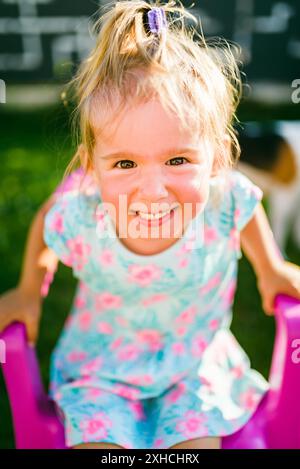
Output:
[115, 160, 136, 169]
[167, 157, 189, 165]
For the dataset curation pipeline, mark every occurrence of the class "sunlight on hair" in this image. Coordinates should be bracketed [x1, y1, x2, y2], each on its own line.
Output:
[62, 0, 242, 184]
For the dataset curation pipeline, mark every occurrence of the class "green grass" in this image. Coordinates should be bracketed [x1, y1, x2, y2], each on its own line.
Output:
[0, 102, 299, 448]
[0, 105, 78, 448]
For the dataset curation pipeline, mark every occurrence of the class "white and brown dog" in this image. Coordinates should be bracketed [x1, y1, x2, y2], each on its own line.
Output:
[237, 121, 300, 252]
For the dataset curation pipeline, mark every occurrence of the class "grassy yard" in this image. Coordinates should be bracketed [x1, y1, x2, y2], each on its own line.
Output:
[0, 102, 299, 448]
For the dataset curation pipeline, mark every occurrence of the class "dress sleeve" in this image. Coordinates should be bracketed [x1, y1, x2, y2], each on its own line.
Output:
[43, 167, 95, 269]
[229, 170, 263, 232]
[43, 193, 75, 268]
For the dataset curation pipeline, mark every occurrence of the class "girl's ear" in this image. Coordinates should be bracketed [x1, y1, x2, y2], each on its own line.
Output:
[79, 144, 100, 186]
[211, 134, 231, 177]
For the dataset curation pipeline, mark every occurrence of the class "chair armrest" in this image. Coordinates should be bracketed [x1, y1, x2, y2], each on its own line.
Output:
[0, 322, 66, 448]
[0, 322, 46, 405]
[222, 293, 300, 449]
[266, 294, 300, 447]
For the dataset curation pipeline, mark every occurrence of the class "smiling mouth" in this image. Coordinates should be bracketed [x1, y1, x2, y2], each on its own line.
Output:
[136, 209, 173, 220]
[130, 203, 179, 217]
[134, 206, 179, 227]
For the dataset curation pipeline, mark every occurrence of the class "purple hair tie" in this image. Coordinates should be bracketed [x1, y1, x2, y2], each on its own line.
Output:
[147, 7, 167, 34]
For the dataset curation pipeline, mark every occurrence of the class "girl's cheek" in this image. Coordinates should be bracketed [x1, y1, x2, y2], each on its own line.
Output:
[175, 169, 209, 197]
[99, 172, 133, 199]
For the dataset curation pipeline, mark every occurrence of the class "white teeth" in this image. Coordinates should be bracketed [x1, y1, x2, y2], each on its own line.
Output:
[138, 210, 171, 220]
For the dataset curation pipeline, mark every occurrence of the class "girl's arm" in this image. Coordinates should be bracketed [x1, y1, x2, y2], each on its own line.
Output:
[0, 196, 58, 345]
[18, 196, 58, 297]
[240, 202, 300, 315]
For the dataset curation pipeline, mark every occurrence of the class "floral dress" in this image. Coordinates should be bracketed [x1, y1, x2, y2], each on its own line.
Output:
[43, 168, 269, 449]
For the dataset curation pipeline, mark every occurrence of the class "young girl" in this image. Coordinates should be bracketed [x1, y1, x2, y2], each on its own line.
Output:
[1, 0, 300, 450]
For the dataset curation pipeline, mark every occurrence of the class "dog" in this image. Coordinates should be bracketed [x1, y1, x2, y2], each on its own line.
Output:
[237, 121, 300, 253]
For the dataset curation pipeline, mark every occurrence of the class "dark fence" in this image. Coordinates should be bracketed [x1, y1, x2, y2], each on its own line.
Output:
[0, 0, 299, 84]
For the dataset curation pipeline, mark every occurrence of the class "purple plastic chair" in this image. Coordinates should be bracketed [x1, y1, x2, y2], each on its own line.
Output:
[0, 294, 300, 449]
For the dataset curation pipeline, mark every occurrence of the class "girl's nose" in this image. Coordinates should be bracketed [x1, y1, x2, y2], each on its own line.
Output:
[137, 167, 168, 201]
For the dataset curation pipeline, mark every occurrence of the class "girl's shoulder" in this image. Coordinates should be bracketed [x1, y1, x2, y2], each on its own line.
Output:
[206, 169, 263, 233]
[54, 167, 100, 202]
[43, 168, 101, 267]
[51, 167, 101, 220]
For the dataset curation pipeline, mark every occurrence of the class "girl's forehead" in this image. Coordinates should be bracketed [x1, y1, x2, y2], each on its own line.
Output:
[92, 98, 199, 151]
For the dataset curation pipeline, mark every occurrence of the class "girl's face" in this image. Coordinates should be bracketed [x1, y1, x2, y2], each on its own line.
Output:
[90, 99, 216, 255]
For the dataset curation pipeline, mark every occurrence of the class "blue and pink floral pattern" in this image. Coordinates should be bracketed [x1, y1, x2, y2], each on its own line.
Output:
[43, 168, 269, 448]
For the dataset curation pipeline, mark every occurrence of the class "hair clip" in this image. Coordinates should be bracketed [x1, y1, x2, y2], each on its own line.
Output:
[146, 7, 167, 34]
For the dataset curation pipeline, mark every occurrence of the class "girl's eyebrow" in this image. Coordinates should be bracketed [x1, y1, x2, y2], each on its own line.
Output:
[100, 147, 200, 160]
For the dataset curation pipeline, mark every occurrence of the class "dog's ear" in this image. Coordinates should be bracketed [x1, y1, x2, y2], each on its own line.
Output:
[272, 141, 297, 185]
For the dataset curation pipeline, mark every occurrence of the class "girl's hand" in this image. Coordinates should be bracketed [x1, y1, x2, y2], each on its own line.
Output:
[0, 286, 42, 346]
[257, 261, 300, 316]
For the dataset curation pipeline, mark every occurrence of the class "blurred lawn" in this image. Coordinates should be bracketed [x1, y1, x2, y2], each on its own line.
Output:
[0, 102, 299, 448]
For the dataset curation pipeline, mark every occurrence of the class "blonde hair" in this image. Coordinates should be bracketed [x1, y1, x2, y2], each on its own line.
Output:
[63, 0, 242, 183]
